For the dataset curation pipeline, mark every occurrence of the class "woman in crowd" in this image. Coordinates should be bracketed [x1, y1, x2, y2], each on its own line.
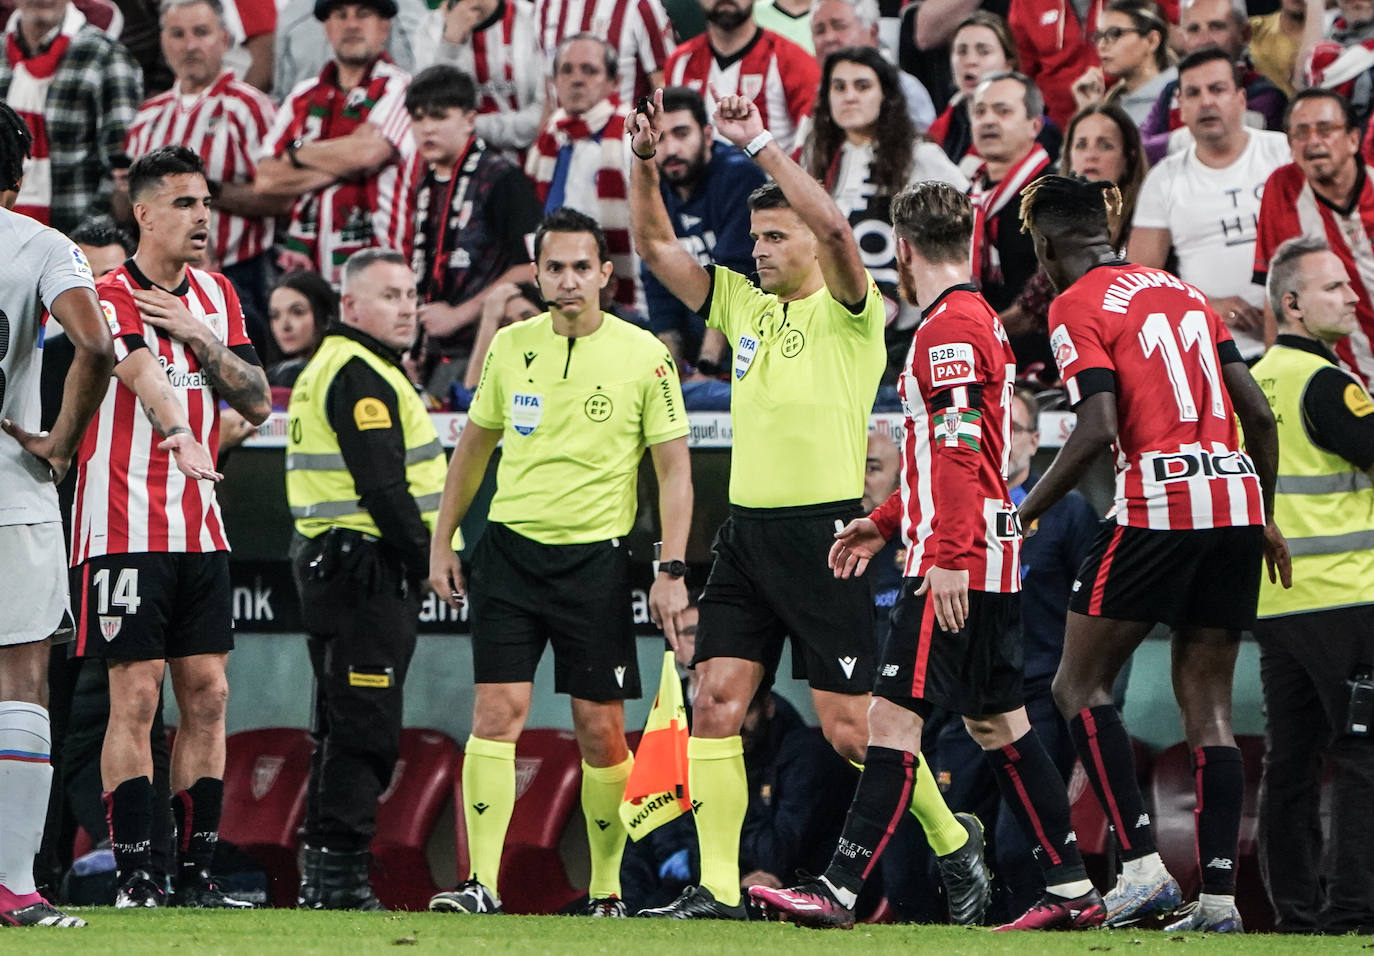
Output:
[266, 270, 336, 388]
[1073, 0, 1175, 128]
[1009, 103, 1147, 386]
[927, 12, 1063, 177]
[803, 45, 967, 382]
[927, 12, 1019, 168]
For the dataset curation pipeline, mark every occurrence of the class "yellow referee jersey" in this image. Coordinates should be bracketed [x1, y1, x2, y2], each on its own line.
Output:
[704, 266, 886, 508]
[468, 312, 689, 544]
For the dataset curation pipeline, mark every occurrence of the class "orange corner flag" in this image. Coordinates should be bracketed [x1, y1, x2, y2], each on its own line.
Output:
[619, 650, 691, 841]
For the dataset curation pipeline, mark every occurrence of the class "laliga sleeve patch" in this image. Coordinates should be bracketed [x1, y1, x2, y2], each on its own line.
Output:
[352, 397, 393, 431]
[1050, 324, 1078, 373]
[71, 245, 93, 278]
[1345, 382, 1374, 417]
[928, 342, 976, 387]
[99, 300, 120, 335]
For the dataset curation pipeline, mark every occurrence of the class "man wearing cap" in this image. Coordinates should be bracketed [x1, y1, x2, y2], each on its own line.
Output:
[256, 0, 414, 288]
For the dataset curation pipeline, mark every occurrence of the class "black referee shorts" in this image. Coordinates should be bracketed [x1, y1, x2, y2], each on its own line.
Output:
[693, 500, 875, 694]
[468, 522, 640, 702]
[71, 552, 234, 661]
[1070, 522, 1263, 630]
[874, 578, 1021, 718]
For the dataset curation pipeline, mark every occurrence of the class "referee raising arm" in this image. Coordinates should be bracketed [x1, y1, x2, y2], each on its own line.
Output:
[427, 207, 692, 918]
[629, 90, 991, 922]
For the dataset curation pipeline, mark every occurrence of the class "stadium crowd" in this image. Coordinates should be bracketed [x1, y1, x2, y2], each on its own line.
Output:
[0, 0, 1371, 937]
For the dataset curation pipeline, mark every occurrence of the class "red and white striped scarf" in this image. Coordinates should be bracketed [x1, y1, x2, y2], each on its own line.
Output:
[5, 3, 83, 223]
[526, 98, 637, 308]
[969, 144, 1050, 286]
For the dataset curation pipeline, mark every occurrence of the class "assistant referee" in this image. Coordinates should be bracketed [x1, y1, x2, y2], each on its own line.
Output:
[286, 248, 449, 911]
[427, 207, 693, 918]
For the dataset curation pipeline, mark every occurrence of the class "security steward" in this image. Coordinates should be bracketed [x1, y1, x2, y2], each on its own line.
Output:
[427, 207, 693, 918]
[285, 248, 451, 910]
[1251, 236, 1374, 934]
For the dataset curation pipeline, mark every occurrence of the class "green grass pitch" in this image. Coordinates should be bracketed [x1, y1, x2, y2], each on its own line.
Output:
[0, 912, 1367, 955]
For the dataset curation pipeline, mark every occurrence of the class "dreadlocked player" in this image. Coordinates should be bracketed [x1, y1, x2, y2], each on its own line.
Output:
[1017, 175, 1290, 933]
[751, 181, 1107, 933]
[0, 102, 115, 928]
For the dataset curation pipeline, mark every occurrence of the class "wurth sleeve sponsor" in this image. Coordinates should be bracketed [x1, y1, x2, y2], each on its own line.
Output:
[643, 348, 689, 444]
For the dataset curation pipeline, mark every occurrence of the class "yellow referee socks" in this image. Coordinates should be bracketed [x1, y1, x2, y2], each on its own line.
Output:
[462, 735, 516, 896]
[581, 755, 634, 900]
[688, 735, 746, 907]
[908, 756, 968, 857]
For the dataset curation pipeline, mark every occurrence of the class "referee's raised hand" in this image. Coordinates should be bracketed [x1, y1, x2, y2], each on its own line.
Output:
[628, 88, 663, 161]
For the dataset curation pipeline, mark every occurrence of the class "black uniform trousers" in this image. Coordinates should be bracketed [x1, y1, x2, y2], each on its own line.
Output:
[1254, 604, 1374, 934]
[291, 530, 420, 852]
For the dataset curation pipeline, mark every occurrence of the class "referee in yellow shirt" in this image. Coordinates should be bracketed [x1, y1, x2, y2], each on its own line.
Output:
[629, 90, 990, 921]
[426, 207, 693, 918]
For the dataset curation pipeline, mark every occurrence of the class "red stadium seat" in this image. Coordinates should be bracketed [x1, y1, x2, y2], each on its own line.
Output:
[453, 728, 585, 914]
[1149, 735, 1272, 931]
[370, 728, 461, 911]
[221, 728, 313, 907]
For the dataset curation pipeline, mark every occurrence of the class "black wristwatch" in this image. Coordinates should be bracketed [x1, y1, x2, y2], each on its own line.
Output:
[658, 559, 688, 580]
[287, 138, 306, 169]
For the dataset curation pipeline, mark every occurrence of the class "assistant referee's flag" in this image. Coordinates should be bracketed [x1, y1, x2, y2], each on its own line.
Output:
[619, 650, 690, 840]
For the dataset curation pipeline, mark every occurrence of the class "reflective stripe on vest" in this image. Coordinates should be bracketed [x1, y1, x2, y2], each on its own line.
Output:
[285, 333, 449, 541]
[1251, 343, 1374, 617]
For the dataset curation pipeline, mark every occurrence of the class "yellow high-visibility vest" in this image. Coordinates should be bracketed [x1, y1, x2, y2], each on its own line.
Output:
[1251, 342, 1374, 617]
[285, 332, 449, 542]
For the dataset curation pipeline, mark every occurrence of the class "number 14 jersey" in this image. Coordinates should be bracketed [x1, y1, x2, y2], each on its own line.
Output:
[1049, 262, 1264, 531]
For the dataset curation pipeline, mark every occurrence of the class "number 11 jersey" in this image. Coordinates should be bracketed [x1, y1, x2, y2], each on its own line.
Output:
[1048, 262, 1264, 531]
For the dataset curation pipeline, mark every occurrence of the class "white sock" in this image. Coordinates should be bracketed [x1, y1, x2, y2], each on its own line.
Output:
[1046, 878, 1094, 898]
[1121, 852, 1168, 885]
[1197, 892, 1235, 915]
[820, 875, 857, 909]
[0, 702, 52, 896]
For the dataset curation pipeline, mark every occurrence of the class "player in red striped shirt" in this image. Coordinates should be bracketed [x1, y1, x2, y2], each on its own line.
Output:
[126, 0, 288, 351]
[1018, 175, 1289, 933]
[534, 0, 674, 106]
[70, 146, 271, 909]
[663, 0, 818, 154]
[753, 182, 1106, 932]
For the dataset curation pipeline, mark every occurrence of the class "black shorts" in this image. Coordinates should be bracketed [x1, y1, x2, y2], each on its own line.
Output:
[1069, 522, 1263, 630]
[468, 522, 639, 702]
[874, 579, 1021, 718]
[71, 552, 234, 661]
[693, 500, 875, 694]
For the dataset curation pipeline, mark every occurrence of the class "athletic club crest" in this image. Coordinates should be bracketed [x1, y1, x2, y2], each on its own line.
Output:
[251, 755, 285, 800]
[99, 615, 122, 641]
[941, 408, 961, 441]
